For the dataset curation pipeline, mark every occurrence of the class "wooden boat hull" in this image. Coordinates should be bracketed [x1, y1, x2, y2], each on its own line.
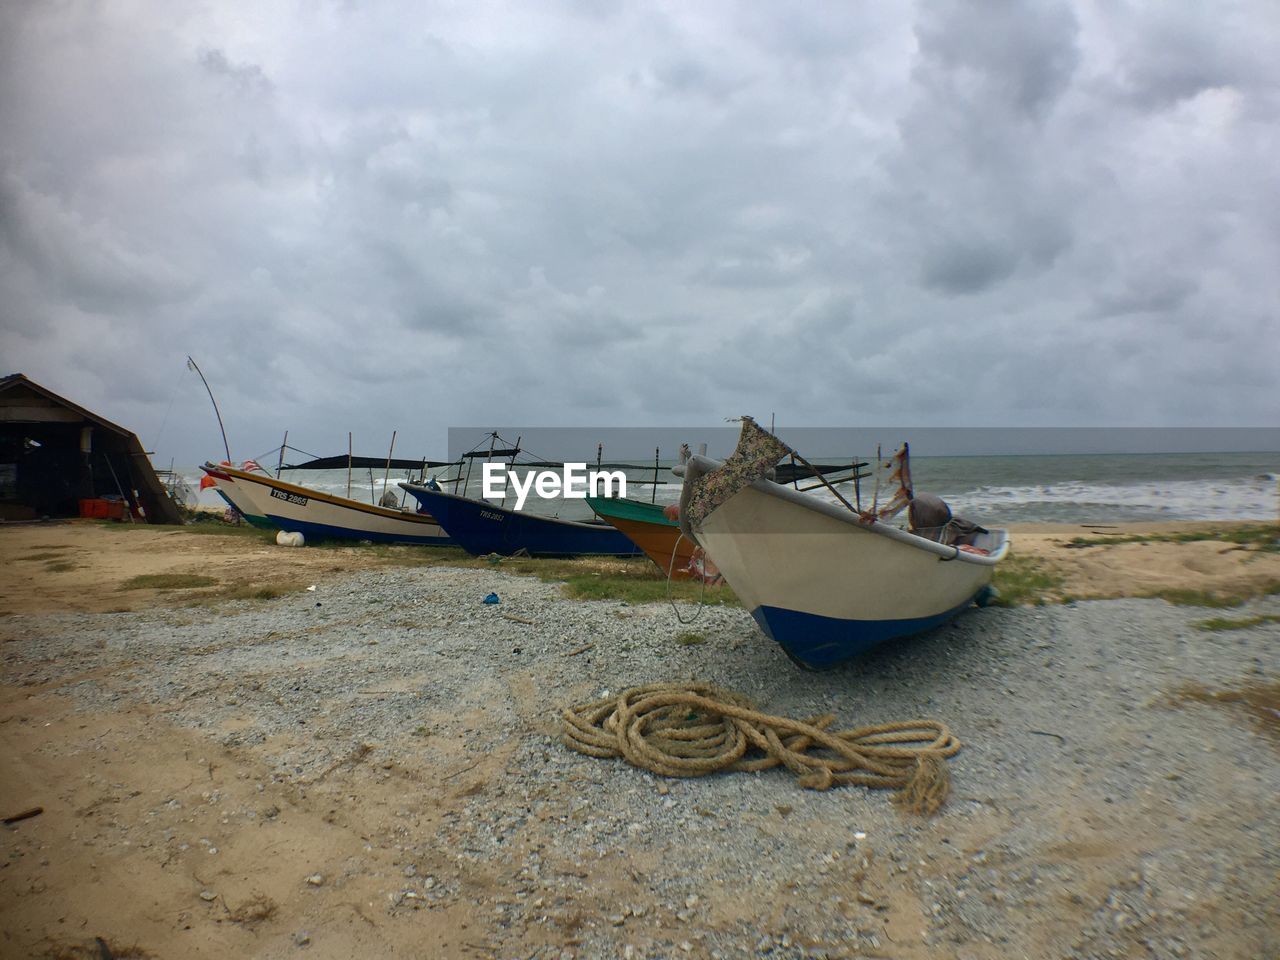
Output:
[205, 464, 451, 545]
[585, 496, 699, 578]
[401, 483, 642, 558]
[688, 461, 1007, 668]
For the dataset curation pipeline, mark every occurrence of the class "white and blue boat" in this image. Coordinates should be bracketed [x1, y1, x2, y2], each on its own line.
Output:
[678, 418, 1009, 669]
[202, 462, 451, 545]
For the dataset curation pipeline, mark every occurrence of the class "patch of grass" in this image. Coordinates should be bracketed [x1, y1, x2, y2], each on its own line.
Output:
[1169, 678, 1280, 746]
[1143, 581, 1280, 608]
[1067, 523, 1280, 552]
[676, 631, 706, 646]
[44, 561, 78, 573]
[990, 554, 1066, 606]
[177, 523, 277, 540]
[204, 581, 304, 603]
[1145, 588, 1245, 608]
[255, 539, 492, 569]
[117, 521, 277, 541]
[120, 573, 219, 591]
[1193, 614, 1280, 632]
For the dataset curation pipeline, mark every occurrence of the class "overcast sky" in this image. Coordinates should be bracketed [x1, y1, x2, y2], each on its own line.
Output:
[2, 1, 1277, 467]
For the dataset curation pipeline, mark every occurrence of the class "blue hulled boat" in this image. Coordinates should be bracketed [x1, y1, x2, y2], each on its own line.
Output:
[399, 482, 643, 558]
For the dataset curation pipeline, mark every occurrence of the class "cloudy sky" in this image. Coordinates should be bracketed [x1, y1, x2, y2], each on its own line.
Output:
[2, 0, 1277, 467]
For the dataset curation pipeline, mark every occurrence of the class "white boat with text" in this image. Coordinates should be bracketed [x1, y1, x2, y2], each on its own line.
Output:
[200, 462, 451, 545]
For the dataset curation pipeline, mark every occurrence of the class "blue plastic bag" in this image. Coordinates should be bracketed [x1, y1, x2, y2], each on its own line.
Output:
[482, 592, 500, 605]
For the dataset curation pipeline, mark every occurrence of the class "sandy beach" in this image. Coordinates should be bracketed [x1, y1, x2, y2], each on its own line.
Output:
[1, 519, 1277, 959]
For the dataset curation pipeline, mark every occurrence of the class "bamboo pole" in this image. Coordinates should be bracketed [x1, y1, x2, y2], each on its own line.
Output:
[276, 431, 288, 478]
[346, 432, 353, 498]
[381, 430, 397, 507]
[871, 444, 882, 515]
[186, 356, 231, 462]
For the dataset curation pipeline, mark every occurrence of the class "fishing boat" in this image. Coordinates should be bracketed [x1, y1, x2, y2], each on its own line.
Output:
[400, 482, 642, 557]
[678, 417, 1009, 669]
[585, 496, 702, 578]
[200, 463, 451, 545]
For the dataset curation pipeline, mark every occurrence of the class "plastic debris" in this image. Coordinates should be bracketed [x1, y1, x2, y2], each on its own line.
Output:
[482, 592, 500, 605]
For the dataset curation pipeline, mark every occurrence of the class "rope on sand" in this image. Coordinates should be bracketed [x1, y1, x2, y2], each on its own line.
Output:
[561, 682, 961, 815]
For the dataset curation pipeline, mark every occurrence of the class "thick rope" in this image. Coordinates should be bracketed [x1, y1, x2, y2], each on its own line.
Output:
[561, 682, 961, 815]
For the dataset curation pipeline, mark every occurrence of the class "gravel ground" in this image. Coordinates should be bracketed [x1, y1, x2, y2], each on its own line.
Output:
[3, 565, 1278, 959]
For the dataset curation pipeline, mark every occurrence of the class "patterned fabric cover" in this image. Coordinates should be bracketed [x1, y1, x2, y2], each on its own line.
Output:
[681, 416, 791, 532]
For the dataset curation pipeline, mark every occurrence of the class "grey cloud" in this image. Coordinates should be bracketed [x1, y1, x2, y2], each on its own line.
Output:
[883, 2, 1084, 298]
[198, 48, 274, 98]
[920, 238, 1019, 295]
[912, 0, 1081, 119]
[1106, 6, 1269, 108]
[2, 1, 1278, 469]
[0, 169, 196, 316]
[1092, 274, 1197, 319]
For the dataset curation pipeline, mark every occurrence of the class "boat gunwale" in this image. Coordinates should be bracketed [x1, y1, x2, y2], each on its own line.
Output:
[684, 454, 1009, 566]
[584, 495, 678, 527]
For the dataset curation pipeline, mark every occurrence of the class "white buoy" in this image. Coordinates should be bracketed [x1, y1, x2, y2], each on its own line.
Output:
[276, 530, 305, 548]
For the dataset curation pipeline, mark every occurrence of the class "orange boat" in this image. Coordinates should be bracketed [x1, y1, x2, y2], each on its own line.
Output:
[586, 496, 707, 579]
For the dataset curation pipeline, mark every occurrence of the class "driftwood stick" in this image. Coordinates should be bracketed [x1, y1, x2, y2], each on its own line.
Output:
[3, 806, 43, 825]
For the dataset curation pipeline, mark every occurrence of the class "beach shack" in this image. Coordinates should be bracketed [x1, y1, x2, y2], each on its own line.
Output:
[0, 373, 182, 524]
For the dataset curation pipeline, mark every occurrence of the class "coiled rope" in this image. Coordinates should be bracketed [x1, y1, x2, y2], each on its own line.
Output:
[561, 682, 961, 815]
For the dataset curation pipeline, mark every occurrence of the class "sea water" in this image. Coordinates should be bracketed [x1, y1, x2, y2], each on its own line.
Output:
[184, 451, 1279, 525]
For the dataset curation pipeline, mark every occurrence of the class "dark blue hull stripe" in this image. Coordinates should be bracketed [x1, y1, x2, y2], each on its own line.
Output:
[750, 594, 982, 669]
[263, 514, 452, 546]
